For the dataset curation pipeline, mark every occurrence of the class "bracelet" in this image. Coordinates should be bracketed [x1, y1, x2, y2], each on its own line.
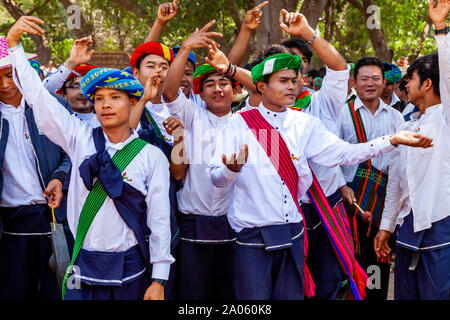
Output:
[434, 26, 449, 35]
[307, 30, 317, 45]
[226, 64, 237, 78]
[151, 278, 167, 286]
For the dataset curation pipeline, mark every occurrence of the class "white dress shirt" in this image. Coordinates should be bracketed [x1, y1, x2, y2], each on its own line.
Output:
[208, 103, 396, 232]
[163, 90, 232, 216]
[380, 33, 450, 233]
[338, 96, 404, 182]
[189, 92, 206, 109]
[387, 93, 401, 108]
[11, 45, 174, 280]
[43, 64, 73, 94]
[0, 98, 46, 207]
[73, 111, 100, 128]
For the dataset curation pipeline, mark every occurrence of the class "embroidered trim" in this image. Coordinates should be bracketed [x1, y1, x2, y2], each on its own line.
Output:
[180, 237, 236, 244]
[396, 240, 450, 251]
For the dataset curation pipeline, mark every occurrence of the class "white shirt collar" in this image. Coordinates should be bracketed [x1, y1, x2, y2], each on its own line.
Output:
[354, 96, 389, 115]
[74, 111, 94, 121]
[104, 129, 139, 151]
[258, 102, 288, 120]
[411, 103, 442, 121]
[0, 96, 26, 114]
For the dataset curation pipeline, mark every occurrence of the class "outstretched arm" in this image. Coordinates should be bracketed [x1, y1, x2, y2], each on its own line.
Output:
[162, 20, 222, 103]
[227, 1, 268, 66]
[144, 1, 178, 43]
[280, 9, 347, 71]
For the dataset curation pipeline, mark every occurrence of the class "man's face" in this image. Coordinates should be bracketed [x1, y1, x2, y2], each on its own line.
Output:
[0, 67, 21, 105]
[180, 61, 194, 97]
[381, 82, 396, 100]
[290, 47, 309, 72]
[259, 69, 298, 107]
[93, 88, 136, 129]
[406, 70, 427, 105]
[199, 73, 234, 115]
[133, 54, 169, 96]
[354, 65, 385, 102]
[63, 76, 93, 113]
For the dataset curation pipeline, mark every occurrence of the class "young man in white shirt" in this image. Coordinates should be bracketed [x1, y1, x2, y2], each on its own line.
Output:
[208, 49, 433, 300]
[7, 16, 174, 300]
[374, 0, 450, 300]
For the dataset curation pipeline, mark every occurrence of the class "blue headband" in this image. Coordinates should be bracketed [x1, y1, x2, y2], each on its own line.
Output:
[172, 46, 196, 70]
[80, 68, 143, 104]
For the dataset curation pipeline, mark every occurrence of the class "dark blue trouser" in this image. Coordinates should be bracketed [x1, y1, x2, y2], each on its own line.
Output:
[395, 245, 450, 300]
[177, 240, 235, 300]
[0, 204, 59, 300]
[233, 224, 304, 300]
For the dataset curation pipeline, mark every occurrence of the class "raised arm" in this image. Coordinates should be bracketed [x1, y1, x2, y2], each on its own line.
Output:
[280, 10, 347, 71]
[144, 1, 178, 43]
[7, 16, 84, 157]
[429, 0, 450, 122]
[43, 37, 94, 94]
[227, 1, 268, 66]
[162, 20, 222, 103]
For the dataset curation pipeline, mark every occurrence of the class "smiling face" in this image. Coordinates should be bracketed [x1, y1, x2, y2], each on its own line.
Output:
[258, 69, 299, 110]
[133, 54, 170, 96]
[199, 73, 234, 116]
[180, 60, 195, 97]
[93, 88, 137, 129]
[354, 65, 386, 103]
[63, 76, 93, 113]
[0, 67, 22, 106]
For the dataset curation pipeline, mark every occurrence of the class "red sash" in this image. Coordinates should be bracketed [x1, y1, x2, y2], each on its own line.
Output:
[240, 108, 316, 298]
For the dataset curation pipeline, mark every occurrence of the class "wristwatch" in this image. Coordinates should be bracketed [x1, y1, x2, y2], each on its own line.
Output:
[151, 278, 167, 286]
[435, 26, 449, 35]
[307, 30, 318, 45]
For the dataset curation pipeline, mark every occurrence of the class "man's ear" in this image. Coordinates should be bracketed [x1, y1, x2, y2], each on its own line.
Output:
[256, 81, 267, 95]
[132, 67, 140, 80]
[422, 78, 433, 93]
[130, 97, 139, 110]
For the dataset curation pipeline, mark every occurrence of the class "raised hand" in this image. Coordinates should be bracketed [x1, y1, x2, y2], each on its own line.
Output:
[429, 0, 450, 30]
[279, 9, 314, 40]
[7, 16, 44, 48]
[67, 36, 94, 70]
[163, 116, 184, 137]
[156, 0, 178, 24]
[390, 131, 434, 148]
[205, 41, 229, 74]
[374, 230, 392, 260]
[243, 1, 269, 31]
[142, 70, 162, 102]
[182, 20, 223, 51]
[222, 144, 249, 173]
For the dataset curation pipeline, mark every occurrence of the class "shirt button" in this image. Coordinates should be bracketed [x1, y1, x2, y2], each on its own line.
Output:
[284, 200, 287, 204]
[286, 219, 289, 222]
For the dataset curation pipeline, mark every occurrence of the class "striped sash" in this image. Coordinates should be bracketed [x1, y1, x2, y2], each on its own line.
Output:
[290, 89, 312, 111]
[240, 108, 316, 298]
[347, 99, 389, 263]
[141, 107, 164, 140]
[307, 173, 368, 300]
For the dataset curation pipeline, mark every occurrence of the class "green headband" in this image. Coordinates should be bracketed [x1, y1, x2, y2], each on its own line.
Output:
[251, 53, 302, 84]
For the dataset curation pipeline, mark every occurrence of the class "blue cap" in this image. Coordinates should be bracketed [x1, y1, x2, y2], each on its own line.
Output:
[172, 46, 196, 70]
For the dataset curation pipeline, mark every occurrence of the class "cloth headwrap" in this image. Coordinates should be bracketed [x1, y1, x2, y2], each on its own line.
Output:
[130, 41, 174, 70]
[314, 77, 323, 89]
[172, 46, 196, 70]
[383, 62, 402, 84]
[349, 62, 355, 74]
[0, 36, 37, 70]
[80, 68, 144, 104]
[29, 59, 41, 76]
[251, 53, 302, 84]
[192, 64, 217, 94]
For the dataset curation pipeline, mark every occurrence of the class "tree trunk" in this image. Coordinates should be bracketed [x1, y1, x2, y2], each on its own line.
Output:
[60, 0, 92, 39]
[299, 0, 329, 29]
[347, 0, 392, 62]
[0, 0, 52, 65]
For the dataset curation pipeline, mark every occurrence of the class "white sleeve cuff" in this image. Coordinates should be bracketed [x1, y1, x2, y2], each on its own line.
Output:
[151, 262, 171, 281]
[379, 217, 397, 233]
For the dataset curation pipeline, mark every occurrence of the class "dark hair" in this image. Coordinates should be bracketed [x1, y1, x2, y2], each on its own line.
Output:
[60, 77, 76, 95]
[353, 56, 384, 80]
[136, 53, 150, 71]
[397, 74, 410, 95]
[199, 72, 235, 93]
[280, 38, 313, 64]
[407, 53, 440, 97]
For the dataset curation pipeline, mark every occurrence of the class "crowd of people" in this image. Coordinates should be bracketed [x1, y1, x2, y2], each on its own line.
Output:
[0, 0, 448, 301]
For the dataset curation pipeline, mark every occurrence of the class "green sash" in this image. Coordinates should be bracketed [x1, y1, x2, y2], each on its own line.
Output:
[61, 138, 148, 298]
